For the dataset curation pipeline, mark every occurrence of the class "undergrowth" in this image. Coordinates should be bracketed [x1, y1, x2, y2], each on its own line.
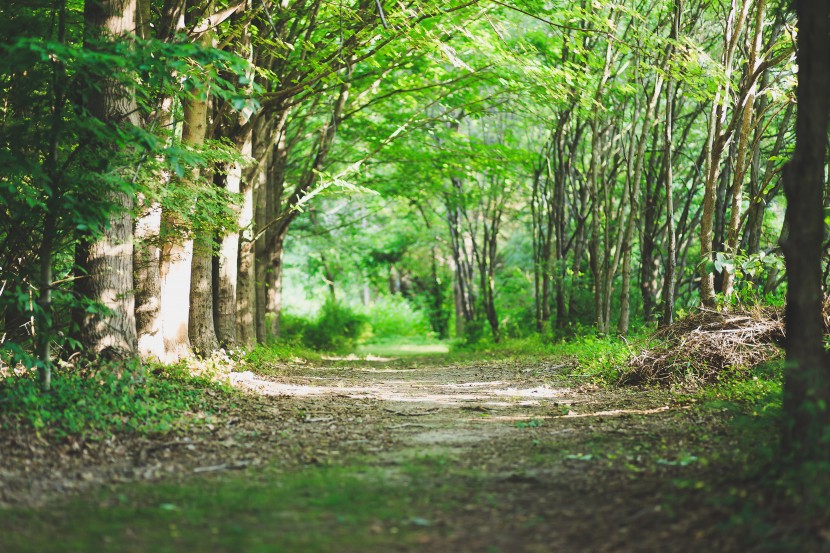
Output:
[0, 362, 233, 439]
[455, 332, 639, 385]
[244, 342, 322, 365]
[685, 362, 829, 551]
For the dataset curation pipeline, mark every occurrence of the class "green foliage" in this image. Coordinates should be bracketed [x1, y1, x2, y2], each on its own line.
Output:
[360, 295, 431, 340]
[452, 331, 636, 386]
[299, 299, 369, 352]
[695, 362, 783, 414]
[710, 251, 787, 309]
[244, 341, 322, 366]
[0, 364, 231, 438]
[0, 1, 254, 370]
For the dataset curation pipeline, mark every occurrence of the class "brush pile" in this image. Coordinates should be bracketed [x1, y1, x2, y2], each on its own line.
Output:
[620, 306, 785, 387]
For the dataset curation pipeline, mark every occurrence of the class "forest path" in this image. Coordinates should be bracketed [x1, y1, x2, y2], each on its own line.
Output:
[226, 354, 735, 552]
[0, 353, 746, 552]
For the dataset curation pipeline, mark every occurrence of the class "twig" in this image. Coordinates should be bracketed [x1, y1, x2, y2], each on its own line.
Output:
[383, 407, 439, 416]
[388, 423, 428, 429]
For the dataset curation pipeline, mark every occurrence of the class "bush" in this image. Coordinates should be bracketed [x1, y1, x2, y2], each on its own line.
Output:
[302, 298, 368, 352]
[279, 311, 311, 344]
[361, 295, 431, 340]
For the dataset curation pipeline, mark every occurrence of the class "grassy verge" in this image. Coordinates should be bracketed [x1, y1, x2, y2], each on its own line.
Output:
[0, 361, 235, 439]
[356, 335, 451, 357]
[449, 333, 639, 385]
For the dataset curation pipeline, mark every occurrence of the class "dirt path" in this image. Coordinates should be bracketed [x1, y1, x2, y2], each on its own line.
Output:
[0, 354, 763, 552]
[229, 356, 739, 552]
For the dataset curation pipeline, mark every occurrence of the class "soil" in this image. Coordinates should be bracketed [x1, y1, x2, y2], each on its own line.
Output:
[0, 353, 817, 552]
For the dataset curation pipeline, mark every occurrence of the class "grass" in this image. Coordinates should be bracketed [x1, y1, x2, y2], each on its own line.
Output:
[0, 457, 462, 553]
[356, 335, 451, 357]
[0, 362, 234, 439]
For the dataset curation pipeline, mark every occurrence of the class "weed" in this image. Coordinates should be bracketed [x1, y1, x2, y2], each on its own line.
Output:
[0, 362, 232, 439]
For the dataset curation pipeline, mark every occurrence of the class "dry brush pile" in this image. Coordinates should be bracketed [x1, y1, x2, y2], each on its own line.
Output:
[620, 307, 786, 387]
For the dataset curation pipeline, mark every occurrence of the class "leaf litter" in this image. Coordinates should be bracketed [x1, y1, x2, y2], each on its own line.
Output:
[0, 352, 818, 551]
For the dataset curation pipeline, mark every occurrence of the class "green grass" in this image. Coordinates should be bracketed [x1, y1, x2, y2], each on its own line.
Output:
[447, 333, 638, 385]
[0, 363, 233, 439]
[0, 458, 461, 553]
[356, 336, 451, 357]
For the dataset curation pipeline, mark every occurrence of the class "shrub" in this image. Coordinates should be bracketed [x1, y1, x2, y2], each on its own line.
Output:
[302, 298, 368, 351]
[361, 295, 431, 340]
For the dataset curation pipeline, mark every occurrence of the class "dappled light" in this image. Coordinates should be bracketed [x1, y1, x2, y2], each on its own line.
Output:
[2, 0, 829, 548]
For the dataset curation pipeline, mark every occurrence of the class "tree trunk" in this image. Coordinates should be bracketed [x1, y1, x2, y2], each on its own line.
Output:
[722, 0, 765, 298]
[185, 41, 219, 355]
[134, 199, 164, 360]
[780, 0, 830, 465]
[588, 122, 606, 333]
[265, 118, 289, 340]
[236, 114, 265, 348]
[214, 128, 251, 348]
[76, 0, 139, 359]
[159, 219, 193, 362]
[254, 144, 268, 344]
[619, 73, 664, 335]
[190, 227, 218, 355]
[700, 0, 751, 307]
[236, 173, 257, 348]
[661, 0, 680, 326]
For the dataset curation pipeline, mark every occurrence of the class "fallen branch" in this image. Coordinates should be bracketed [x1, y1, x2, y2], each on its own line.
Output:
[383, 407, 439, 416]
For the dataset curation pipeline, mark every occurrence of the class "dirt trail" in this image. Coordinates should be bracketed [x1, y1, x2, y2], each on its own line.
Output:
[230, 356, 736, 552]
[0, 355, 752, 551]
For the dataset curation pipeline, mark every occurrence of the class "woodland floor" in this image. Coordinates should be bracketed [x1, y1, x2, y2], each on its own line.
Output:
[0, 349, 822, 552]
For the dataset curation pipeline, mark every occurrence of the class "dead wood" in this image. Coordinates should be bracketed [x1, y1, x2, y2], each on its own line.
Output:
[620, 305, 785, 387]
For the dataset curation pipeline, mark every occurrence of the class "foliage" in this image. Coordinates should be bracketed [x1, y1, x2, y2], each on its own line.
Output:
[244, 341, 322, 367]
[0, 363, 232, 439]
[299, 299, 369, 352]
[453, 332, 636, 386]
[360, 295, 432, 341]
[0, 1, 254, 372]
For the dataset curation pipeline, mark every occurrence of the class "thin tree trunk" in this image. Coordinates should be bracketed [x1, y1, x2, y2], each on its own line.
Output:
[186, 22, 219, 355]
[722, 0, 765, 298]
[661, 0, 681, 326]
[619, 74, 664, 335]
[700, 0, 752, 307]
[253, 139, 268, 344]
[236, 113, 268, 348]
[214, 127, 251, 348]
[265, 111, 290, 339]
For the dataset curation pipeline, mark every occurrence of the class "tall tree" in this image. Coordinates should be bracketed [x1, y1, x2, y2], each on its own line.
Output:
[75, 0, 140, 359]
[780, 0, 830, 464]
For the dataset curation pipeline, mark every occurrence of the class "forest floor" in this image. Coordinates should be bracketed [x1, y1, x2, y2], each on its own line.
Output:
[0, 350, 823, 552]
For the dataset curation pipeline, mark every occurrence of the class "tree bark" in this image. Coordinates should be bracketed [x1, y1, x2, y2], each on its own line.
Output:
[134, 199, 164, 360]
[780, 0, 830, 465]
[214, 127, 251, 348]
[700, 0, 751, 307]
[722, 0, 765, 298]
[76, 0, 139, 359]
[661, 0, 681, 326]
[619, 72, 664, 335]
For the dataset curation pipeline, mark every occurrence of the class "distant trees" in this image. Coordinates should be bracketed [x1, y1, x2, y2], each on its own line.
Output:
[0, 0, 811, 374]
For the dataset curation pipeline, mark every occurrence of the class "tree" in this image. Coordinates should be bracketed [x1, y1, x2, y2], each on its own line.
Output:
[780, 0, 830, 465]
[74, 0, 141, 361]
